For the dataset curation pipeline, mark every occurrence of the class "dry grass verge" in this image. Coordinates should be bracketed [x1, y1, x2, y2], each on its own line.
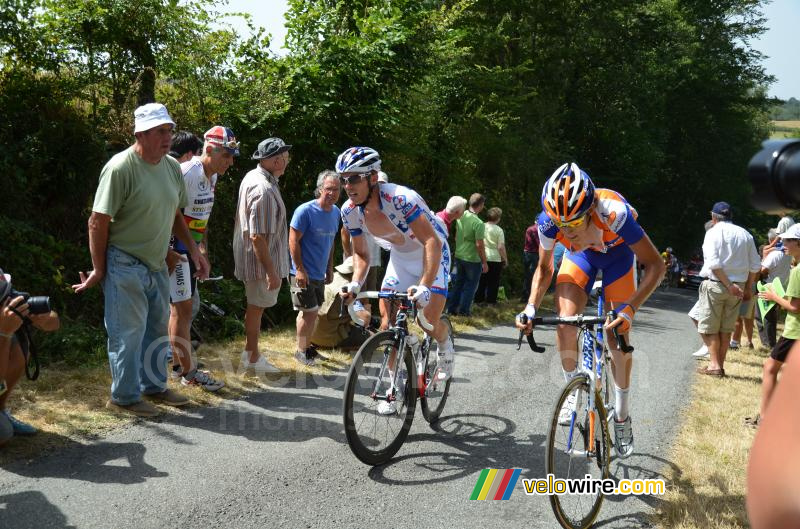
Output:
[1, 300, 526, 463]
[653, 340, 765, 528]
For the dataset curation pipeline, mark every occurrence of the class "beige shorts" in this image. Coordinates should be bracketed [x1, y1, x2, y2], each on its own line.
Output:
[244, 279, 281, 308]
[696, 280, 742, 334]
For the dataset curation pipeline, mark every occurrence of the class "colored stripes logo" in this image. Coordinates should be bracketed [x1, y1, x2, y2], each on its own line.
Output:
[470, 468, 522, 500]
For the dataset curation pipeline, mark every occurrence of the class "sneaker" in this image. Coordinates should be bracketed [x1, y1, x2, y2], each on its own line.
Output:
[558, 392, 578, 426]
[171, 361, 206, 379]
[294, 349, 316, 366]
[1, 410, 37, 435]
[240, 351, 281, 373]
[436, 337, 455, 381]
[144, 388, 190, 407]
[614, 415, 634, 459]
[181, 369, 225, 392]
[692, 345, 709, 358]
[729, 340, 740, 350]
[105, 399, 160, 418]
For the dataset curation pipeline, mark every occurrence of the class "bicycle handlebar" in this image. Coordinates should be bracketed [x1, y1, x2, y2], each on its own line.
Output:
[517, 311, 634, 354]
[341, 290, 434, 332]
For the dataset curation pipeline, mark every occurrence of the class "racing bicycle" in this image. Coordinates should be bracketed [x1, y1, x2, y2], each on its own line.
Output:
[518, 284, 633, 529]
[342, 291, 454, 466]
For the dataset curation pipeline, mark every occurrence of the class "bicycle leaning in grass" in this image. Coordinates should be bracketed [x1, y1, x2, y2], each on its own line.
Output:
[342, 290, 454, 466]
[518, 283, 633, 529]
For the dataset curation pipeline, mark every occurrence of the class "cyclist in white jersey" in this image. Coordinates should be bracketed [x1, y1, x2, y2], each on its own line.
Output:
[338, 147, 455, 385]
[168, 125, 238, 392]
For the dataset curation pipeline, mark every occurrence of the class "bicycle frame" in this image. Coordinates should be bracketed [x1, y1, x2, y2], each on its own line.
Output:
[567, 289, 611, 458]
[355, 292, 432, 403]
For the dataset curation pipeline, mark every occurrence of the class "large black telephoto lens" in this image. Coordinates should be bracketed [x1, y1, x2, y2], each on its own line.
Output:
[9, 290, 52, 315]
[749, 139, 800, 214]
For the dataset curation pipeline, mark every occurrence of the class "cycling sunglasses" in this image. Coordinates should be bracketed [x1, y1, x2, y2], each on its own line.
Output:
[339, 174, 367, 185]
[554, 214, 589, 229]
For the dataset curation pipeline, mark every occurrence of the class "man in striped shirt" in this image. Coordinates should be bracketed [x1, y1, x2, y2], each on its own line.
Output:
[233, 137, 292, 373]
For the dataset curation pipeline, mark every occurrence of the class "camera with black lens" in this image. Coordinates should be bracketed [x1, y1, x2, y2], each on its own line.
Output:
[749, 139, 800, 214]
[4, 290, 51, 315]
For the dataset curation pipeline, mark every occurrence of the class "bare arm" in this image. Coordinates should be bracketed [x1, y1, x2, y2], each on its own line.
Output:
[498, 242, 508, 266]
[626, 235, 666, 310]
[349, 234, 371, 287]
[408, 215, 442, 288]
[71, 212, 111, 293]
[528, 245, 555, 309]
[289, 227, 307, 288]
[251, 233, 279, 290]
[748, 343, 800, 529]
[340, 226, 353, 258]
[711, 267, 746, 299]
[476, 239, 488, 272]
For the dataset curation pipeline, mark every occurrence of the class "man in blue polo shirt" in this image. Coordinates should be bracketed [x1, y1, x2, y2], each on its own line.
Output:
[289, 170, 342, 365]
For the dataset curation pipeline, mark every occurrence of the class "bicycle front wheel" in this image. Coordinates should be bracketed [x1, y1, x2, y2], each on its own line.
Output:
[546, 376, 611, 529]
[342, 331, 417, 466]
[420, 315, 453, 424]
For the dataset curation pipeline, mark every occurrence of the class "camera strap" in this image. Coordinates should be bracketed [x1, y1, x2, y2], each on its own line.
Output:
[16, 325, 40, 381]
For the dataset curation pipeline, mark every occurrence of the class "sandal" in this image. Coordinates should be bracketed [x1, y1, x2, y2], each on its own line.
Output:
[696, 366, 726, 377]
[744, 414, 761, 428]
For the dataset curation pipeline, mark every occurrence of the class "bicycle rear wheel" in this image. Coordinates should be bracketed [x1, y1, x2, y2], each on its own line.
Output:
[420, 315, 453, 424]
[343, 331, 417, 466]
[546, 376, 611, 529]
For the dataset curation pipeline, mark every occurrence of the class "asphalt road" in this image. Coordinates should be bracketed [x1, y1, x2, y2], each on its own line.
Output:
[0, 287, 700, 529]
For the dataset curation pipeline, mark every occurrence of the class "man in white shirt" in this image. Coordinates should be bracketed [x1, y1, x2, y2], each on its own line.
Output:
[757, 228, 793, 349]
[696, 201, 761, 376]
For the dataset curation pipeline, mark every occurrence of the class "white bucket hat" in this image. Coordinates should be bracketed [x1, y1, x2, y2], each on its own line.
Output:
[134, 103, 175, 133]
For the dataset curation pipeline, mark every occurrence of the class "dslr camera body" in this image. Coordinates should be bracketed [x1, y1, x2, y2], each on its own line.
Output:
[0, 270, 51, 315]
[749, 139, 800, 214]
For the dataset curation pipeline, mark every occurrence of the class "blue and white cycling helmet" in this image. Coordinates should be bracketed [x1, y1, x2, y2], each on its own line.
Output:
[336, 147, 381, 174]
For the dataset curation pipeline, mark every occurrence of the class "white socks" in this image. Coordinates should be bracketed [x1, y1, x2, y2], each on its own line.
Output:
[615, 384, 630, 422]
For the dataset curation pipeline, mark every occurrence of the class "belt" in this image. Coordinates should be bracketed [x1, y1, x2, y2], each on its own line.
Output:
[706, 279, 745, 284]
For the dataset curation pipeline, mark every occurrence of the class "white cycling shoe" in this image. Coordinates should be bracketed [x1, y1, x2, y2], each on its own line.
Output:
[614, 415, 634, 459]
[436, 338, 455, 381]
[377, 369, 407, 415]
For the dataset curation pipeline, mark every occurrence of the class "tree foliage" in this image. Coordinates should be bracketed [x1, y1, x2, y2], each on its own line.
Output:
[0, 0, 779, 362]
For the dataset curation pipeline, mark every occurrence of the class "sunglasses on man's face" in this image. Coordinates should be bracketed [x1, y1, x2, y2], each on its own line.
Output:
[554, 214, 589, 229]
[339, 174, 367, 186]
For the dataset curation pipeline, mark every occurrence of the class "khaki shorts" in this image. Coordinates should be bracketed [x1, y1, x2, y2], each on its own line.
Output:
[244, 279, 281, 308]
[696, 280, 742, 334]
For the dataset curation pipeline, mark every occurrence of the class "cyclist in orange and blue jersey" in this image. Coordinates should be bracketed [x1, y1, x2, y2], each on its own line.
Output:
[516, 162, 665, 458]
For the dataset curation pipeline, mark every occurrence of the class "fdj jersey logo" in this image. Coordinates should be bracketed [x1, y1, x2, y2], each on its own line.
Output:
[470, 469, 521, 500]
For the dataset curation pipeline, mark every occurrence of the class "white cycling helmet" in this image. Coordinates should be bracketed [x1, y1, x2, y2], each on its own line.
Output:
[336, 147, 381, 174]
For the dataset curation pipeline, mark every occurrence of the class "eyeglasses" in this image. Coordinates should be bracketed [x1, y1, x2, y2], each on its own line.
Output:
[339, 174, 366, 185]
[554, 214, 589, 229]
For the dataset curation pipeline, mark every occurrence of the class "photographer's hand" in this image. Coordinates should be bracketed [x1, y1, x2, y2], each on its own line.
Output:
[72, 270, 104, 293]
[28, 311, 60, 332]
[1, 296, 27, 336]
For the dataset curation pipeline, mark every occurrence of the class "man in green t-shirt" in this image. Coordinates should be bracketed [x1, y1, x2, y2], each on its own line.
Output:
[755, 223, 800, 426]
[447, 193, 488, 316]
[72, 103, 209, 418]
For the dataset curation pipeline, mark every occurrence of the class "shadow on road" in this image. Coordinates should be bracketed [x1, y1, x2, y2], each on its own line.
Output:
[2, 433, 167, 484]
[366, 413, 546, 486]
[0, 490, 76, 529]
